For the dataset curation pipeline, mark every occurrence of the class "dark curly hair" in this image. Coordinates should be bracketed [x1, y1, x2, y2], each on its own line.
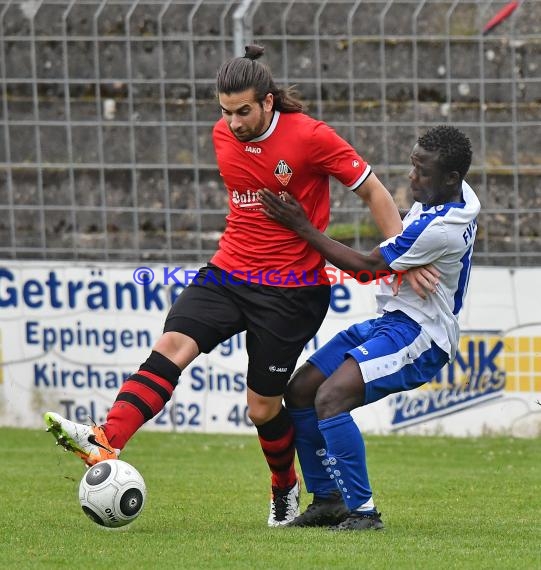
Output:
[418, 125, 472, 179]
[216, 45, 304, 113]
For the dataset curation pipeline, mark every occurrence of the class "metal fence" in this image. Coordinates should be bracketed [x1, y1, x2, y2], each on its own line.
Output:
[1, 0, 540, 265]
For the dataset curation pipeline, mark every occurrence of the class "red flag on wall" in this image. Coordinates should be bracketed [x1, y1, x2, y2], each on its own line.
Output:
[482, 1, 520, 35]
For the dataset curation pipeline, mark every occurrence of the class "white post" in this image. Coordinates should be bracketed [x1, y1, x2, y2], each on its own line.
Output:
[233, 0, 255, 57]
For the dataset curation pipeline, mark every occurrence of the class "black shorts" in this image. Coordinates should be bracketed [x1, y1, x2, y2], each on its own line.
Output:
[164, 264, 331, 397]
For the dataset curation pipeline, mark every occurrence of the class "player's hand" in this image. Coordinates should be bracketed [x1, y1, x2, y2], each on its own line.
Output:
[392, 264, 440, 299]
[259, 188, 310, 231]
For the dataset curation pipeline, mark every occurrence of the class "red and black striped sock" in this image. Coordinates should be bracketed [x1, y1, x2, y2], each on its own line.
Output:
[103, 351, 181, 449]
[256, 406, 297, 489]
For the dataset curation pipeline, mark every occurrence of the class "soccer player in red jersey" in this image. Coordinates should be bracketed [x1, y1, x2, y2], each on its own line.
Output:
[44, 45, 435, 526]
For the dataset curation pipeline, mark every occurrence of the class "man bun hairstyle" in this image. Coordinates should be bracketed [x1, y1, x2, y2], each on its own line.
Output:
[418, 125, 473, 179]
[244, 44, 265, 60]
[216, 44, 304, 113]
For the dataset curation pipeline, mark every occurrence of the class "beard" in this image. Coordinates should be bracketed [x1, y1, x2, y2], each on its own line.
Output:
[229, 110, 268, 142]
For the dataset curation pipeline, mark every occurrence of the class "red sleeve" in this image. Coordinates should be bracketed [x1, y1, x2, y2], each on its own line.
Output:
[308, 121, 371, 190]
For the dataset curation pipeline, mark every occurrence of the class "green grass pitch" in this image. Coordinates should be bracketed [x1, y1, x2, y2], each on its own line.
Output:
[1, 427, 539, 570]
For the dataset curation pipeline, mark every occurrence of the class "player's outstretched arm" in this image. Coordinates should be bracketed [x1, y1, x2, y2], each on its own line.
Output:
[259, 189, 389, 279]
[392, 265, 440, 299]
[352, 172, 402, 239]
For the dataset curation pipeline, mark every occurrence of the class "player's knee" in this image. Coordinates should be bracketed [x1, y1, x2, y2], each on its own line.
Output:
[152, 331, 199, 368]
[247, 407, 273, 425]
[247, 398, 282, 426]
[285, 362, 324, 408]
[314, 382, 339, 419]
[314, 369, 365, 420]
[314, 380, 360, 420]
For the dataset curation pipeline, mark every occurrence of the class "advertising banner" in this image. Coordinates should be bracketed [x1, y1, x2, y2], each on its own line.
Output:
[1, 262, 540, 437]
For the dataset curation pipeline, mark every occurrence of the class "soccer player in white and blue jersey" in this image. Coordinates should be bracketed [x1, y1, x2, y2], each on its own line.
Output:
[259, 125, 480, 531]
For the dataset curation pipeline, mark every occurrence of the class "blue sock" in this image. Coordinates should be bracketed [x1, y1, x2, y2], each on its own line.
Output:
[318, 412, 373, 511]
[289, 407, 338, 497]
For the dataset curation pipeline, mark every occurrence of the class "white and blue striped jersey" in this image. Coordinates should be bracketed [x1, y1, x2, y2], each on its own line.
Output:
[377, 181, 480, 360]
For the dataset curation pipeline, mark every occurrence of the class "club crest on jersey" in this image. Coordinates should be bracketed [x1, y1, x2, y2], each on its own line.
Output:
[274, 159, 293, 186]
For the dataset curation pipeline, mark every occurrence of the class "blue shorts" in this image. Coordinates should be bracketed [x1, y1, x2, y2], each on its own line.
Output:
[308, 311, 449, 405]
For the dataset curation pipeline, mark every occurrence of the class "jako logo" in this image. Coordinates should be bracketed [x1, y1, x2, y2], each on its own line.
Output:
[268, 365, 288, 373]
[104, 507, 119, 522]
[357, 345, 369, 355]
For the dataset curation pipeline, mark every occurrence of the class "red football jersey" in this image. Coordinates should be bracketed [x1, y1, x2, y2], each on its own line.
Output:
[210, 110, 371, 287]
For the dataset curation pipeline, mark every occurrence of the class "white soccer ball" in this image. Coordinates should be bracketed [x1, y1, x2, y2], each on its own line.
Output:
[79, 459, 146, 528]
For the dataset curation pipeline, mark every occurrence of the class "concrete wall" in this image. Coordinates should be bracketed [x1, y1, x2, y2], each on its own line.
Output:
[1, 1, 540, 264]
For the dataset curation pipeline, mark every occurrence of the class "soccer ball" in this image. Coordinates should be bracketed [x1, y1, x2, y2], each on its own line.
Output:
[79, 459, 146, 528]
